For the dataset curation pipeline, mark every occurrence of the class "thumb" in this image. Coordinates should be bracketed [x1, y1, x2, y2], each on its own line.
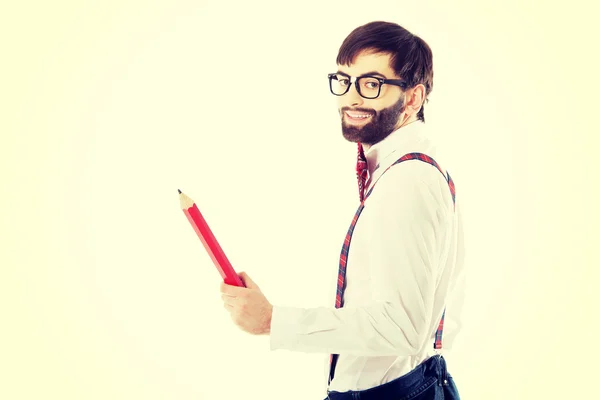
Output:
[238, 272, 259, 290]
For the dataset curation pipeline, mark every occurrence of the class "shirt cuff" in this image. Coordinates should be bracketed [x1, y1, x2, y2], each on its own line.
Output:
[269, 305, 306, 351]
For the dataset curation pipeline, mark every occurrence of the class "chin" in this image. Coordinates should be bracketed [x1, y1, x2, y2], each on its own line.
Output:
[341, 129, 362, 143]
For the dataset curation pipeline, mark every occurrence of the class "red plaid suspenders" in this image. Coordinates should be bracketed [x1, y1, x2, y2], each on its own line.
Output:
[329, 152, 457, 385]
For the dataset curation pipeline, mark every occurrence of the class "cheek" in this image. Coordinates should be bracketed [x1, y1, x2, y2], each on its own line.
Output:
[378, 88, 402, 108]
[376, 96, 394, 110]
[360, 100, 385, 115]
[337, 97, 347, 110]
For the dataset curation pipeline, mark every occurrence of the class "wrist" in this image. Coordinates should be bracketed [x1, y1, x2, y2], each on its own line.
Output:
[264, 304, 273, 335]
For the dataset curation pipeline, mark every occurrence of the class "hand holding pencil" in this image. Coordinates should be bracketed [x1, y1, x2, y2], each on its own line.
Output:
[221, 272, 273, 335]
[179, 189, 272, 335]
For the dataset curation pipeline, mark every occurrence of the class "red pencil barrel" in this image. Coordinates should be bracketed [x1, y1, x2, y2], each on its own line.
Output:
[184, 203, 244, 287]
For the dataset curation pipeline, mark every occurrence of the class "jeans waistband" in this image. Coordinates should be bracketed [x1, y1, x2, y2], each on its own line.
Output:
[326, 355, 446, 400]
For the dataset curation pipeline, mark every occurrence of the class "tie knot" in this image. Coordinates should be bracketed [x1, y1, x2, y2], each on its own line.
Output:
[356, 142, 367, 169]
[356, 142, 368, 202]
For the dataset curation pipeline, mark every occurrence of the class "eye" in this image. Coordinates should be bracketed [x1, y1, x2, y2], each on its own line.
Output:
[338, 78, 350, 86]
[364, 80, 381, 89]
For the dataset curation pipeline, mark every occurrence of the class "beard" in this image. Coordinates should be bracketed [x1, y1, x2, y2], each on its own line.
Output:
[340, 94, 406, 145]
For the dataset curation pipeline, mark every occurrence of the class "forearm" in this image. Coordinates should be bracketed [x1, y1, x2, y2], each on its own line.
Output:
[269, 302, 429, 356]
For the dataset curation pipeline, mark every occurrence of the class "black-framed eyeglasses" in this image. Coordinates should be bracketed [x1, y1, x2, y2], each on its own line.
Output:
[327, 72, 407, 99]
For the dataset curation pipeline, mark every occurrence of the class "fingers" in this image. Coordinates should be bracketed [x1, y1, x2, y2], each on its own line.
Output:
[220, 274, 258, 319]
[221, 293, 250, 308]
[220, 281, 248, 296]
[221, 293, 237, 306]
[238, 271, 259, 290]
[239, 272, 251, 283]
[221, 271, 260, 295]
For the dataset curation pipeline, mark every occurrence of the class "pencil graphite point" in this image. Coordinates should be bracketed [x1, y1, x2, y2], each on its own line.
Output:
[178, 189, 182, 194]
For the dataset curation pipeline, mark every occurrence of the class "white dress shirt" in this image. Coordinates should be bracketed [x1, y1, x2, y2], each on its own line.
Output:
[269, 120, 466, 393]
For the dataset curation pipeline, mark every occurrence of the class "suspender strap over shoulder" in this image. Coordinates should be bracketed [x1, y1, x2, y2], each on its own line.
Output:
[365, 152, 456, 209]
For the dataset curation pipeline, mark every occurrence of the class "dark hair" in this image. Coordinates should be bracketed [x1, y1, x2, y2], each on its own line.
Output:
[336, 21, 433, 122]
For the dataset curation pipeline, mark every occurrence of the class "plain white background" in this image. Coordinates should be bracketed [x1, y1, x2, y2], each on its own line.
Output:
[1, 1, 598, 399]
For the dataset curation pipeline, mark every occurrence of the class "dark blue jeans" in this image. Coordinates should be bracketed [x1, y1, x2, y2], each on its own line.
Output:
[325, 355, 460, 400]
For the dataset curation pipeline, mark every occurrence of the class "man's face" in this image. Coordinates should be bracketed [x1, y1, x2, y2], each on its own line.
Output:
[335, 51, 406, 146]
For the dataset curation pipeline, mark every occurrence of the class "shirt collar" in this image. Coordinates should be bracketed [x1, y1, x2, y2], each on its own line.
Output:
[363, 120, 425, 177]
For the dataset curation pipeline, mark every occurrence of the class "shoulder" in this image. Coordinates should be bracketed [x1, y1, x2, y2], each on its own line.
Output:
[379, 154, 449, 191]
[369, 154, 454, 212]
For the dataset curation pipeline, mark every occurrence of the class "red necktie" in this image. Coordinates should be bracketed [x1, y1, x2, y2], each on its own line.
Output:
[356, 142, 368, 202]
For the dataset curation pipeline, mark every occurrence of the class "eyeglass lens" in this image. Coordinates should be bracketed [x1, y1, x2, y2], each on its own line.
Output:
[329, 73, 382, 99]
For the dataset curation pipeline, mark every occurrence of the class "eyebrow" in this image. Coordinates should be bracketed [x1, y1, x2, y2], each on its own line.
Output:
[336, 70, 388, 79]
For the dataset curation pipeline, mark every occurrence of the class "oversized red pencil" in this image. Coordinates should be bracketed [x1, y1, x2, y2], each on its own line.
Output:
[178, 189, 245, 287]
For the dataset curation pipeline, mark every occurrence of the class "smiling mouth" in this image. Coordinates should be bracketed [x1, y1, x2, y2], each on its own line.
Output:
[344, 111, 374, 123]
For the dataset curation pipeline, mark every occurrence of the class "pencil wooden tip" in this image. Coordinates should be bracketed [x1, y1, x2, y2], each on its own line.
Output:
[178, 189, 182, 194]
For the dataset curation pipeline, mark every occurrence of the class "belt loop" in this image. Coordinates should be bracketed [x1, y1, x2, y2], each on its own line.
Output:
[440, 355, 448, 386]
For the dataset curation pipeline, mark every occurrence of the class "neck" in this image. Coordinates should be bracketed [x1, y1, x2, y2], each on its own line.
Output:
[397, 112, 418, 129]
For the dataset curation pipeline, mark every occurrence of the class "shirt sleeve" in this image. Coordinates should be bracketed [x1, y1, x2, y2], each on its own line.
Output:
[270, 162, 453, 356]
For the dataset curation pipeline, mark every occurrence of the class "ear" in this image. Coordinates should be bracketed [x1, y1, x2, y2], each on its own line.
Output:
[406, 83, 426, 114]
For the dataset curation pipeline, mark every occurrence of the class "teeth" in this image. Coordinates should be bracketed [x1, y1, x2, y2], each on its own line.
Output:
[347, 112, 372, 119]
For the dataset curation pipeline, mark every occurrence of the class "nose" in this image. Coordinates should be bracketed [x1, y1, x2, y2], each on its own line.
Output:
[345, 81, 364, 107]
